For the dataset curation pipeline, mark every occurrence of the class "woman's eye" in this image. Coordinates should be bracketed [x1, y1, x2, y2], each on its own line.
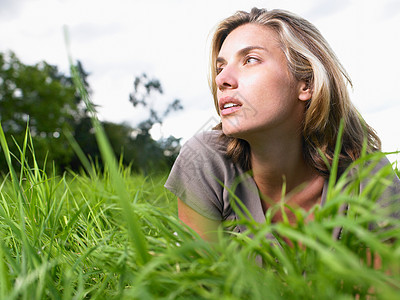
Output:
[216, 67, 223, 74]
[245, 57, 259, 64]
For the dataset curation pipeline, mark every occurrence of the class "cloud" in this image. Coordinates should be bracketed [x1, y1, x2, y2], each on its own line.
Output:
[0, 0, 29, 20]
[382, 0, 400, 19]
[304, 0, 351, 20]
[69, 22, 123, 43]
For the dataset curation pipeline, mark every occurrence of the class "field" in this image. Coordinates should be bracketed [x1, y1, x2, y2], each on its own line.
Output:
[0, 63, 399, 299]
[1, 126, 400, 300]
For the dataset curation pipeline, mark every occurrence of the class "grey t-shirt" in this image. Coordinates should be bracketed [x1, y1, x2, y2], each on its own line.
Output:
[165, 130, 400, 232]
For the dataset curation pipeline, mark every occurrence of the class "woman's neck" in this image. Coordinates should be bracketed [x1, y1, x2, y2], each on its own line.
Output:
[247, 131, 324, 220]
[249, 132, 306, 190]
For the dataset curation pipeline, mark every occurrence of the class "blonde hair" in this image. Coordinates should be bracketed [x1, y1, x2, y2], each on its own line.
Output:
[209, 8, 381, 176]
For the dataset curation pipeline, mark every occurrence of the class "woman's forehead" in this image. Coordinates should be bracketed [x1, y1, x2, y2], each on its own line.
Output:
[219, 24, 280, 55]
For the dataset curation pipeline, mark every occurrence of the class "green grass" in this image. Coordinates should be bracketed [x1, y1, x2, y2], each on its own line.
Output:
[0, 52, 399, 299]
[0, 132, 399, 300]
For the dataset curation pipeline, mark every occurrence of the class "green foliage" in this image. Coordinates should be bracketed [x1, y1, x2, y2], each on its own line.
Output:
[0, 125, 399, 299]
[128, 73, 183, 173]
[69, 117, 179, 174]
[0, 51, 81, 170]
[0, 51, 181, 174]
[70, 72, 183, 174]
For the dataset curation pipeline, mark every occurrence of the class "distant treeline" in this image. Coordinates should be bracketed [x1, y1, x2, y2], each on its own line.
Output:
[0, 51, 182, 174]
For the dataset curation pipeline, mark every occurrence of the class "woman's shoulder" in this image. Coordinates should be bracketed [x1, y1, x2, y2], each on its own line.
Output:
[165, 130, 239, 220]
[349, 154, 400, 222]
[181, 129, 228, 159]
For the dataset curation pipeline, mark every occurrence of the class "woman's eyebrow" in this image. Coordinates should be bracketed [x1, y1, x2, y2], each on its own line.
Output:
[216, 45, 268, 64]
[237, 45, 268, 56]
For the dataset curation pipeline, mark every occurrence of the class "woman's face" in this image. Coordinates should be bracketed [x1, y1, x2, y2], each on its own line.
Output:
[215, 23, 310, 141]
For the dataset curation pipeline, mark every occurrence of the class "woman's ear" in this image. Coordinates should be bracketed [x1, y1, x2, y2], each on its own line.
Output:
[298, 81, 312, 101]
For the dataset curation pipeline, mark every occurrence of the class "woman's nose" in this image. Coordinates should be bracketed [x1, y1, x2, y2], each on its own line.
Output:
[215, 66, 238, 90]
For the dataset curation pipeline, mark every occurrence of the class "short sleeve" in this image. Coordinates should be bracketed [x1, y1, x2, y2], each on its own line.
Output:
[363, 157, 400, 221]
[164, 131, 231, 221]
[355, 156, 400, 233]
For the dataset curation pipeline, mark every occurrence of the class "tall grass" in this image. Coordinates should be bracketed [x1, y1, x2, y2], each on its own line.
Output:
[0, 127, 399, 300]
[0, 52, 399, 299]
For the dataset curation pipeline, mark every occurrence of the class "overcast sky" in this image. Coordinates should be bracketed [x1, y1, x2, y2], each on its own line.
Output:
[1, 0, 399, 161]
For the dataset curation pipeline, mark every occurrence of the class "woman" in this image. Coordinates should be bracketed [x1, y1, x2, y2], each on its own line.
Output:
[165, 8, 400, 242]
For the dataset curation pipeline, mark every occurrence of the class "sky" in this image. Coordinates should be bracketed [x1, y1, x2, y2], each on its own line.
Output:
[1, 0, 400, 162]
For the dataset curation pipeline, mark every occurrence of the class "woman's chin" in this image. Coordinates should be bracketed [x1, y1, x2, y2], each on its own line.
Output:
[222, 123, 246, 138]
[221, 124, 236, 137]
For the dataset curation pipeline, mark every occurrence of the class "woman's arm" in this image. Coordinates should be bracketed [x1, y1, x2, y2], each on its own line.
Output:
[177, 198, 220, 243]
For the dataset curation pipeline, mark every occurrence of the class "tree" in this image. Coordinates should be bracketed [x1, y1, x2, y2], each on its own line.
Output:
[0, 52, 183, 174]
[0, 51, 86, 171]
[128, 73, 183, 173]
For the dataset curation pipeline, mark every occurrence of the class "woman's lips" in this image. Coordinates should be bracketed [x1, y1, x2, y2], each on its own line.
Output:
[220, 104, 242, 116]
[219, 96, 242, 116]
